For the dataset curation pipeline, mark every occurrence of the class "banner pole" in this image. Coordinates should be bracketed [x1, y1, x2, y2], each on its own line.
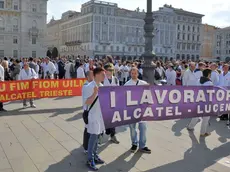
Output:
[227, 113, 230, 126]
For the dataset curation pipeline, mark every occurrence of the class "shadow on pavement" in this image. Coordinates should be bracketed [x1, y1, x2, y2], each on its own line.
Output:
[0, 107, 82, 117]
[65, 112, 83, 121]
[143, 132, 230, 172]
[171, 118, 193, 136]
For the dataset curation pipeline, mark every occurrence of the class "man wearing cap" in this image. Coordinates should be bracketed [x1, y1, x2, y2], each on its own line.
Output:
[165, 63, 176, 85]
[187, 69, 213, 137]
[210, 63, 219, 86]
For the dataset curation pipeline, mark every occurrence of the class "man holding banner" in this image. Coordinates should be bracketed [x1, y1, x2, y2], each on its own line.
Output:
[187, 68, 213, 137]
[84, 67, 105, 171]
[103, 63, 120, 144]
[124, 67, 151, 154]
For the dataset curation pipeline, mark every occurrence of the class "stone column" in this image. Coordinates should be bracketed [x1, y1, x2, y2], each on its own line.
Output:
[142, 0, 155, 84]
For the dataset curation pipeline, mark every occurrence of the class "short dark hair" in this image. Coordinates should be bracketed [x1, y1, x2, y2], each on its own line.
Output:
[29, 57, 33, 62]
[93, 67, 104, 76]
[15, 59, 20, 63]
[203, 69, 212, 78]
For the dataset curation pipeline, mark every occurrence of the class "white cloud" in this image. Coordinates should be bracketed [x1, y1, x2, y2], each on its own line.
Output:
[47, 0, 230, 27]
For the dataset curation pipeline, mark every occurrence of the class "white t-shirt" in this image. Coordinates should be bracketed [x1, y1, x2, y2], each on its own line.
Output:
[82, 81, 105, 135]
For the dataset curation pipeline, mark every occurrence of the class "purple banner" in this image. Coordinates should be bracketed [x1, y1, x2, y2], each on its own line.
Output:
[98, 85, 230, 129]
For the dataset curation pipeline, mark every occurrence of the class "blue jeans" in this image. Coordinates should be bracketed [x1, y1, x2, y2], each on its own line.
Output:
[87, 134, 99, 161]
[129, 122, 147, 149]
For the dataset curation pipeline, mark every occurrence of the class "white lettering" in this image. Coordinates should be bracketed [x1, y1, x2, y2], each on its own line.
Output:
[196, 90, 206, 103]
[213, 104, 218, 113]
[226, 90, 230, 101]
[220, 104, 224, 112]
[140, 90, 154, 104]
[143, 107, 154, 117]
[197, 105, 203, 114]
[184, 90, 195, 103]
[111, 111, 121, 123]
[216, 90, 225, 102]
[175, 106, 182, 116]
[205, 105, 211, 113]
[126, 91, 138, 106]
[226, 103, 230, 111]
[110, 91, 116, 108]
[155, 90, 167, 104]
[207, 90, 215, 102]
[124, 110, 131, 121]
[156, 107, 164, 117]
[166, 107, 173, 116]
[133, 108, 142, 119]
[168, 90, 181, 104]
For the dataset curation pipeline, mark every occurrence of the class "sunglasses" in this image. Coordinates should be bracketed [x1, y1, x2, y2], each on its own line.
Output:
[107, 69, 114, 72]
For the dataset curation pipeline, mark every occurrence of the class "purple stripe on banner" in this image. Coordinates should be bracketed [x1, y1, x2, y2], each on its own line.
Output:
[98, 85, 230, 129]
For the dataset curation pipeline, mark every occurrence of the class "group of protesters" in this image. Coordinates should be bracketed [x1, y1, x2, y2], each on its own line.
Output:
[1, 55, 230, 171]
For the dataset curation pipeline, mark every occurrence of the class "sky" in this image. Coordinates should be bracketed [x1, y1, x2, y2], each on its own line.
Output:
[47, 0, 230, 28]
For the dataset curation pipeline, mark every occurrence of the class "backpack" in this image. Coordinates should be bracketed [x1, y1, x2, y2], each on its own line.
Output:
[154, 69, 161, 80]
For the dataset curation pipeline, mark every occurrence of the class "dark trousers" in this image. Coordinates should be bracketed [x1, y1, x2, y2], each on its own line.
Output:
[83, 128, 90, 151]
[106, 128, 116, 137]
[0, 102, 3, 109]
[59, 73, 65, 79]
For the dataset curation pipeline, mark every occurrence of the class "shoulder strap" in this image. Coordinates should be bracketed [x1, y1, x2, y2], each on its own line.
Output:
[136, 80, 139, 85]
[88, 96, 98, 112]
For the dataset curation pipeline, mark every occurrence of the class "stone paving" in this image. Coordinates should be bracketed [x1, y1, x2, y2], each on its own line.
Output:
[0, 96, 230, 172]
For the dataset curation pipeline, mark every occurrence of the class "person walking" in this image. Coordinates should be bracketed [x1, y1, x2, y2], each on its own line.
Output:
[187, 69, 213, 137]
[124, 67, 151, 154]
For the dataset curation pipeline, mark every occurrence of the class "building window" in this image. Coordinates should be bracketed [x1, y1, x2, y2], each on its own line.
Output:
[103, 46, 106, 51]
[187, 34, 190, 41]
[32, 51, 36, 57]
[0, 17, 4, 31]
[193, 26, 195, 32]
[123, 46, 125, 52]
[110, 46, 113, 52]
[116, 46, 119, 52]
[188, 26, 190, 31]
[32, 36, 36, 44]
[14, 2, 18, 10]
[13, 36, 18, 44]
[177, 24, 180, 30]
[183, 34, 185, 40]
[197, 27, 200, 33]
[95, 45, 98, 51]
[192, 35, 195, 41]
[128, 47, 131, 52]
[0, 1, 4, 9]
[187, 44, 190, 50]
[13, 19, 18, 32]
[13, 50, 18, 58]
[183, 25, 185, 31]
[0, 35, 4, 44]
[177, 33, 180, 40]
[32, 4, 37, 12]
[139, 47, 142, 53]
[197, 35, 200, 41]
[0, 50, 4, 57]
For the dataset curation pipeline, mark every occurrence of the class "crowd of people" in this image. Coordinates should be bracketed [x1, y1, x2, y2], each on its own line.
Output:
[1, 55, 230, 171]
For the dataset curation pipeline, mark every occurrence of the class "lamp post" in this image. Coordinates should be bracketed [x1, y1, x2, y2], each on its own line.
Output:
[142, 0, 155, 84]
